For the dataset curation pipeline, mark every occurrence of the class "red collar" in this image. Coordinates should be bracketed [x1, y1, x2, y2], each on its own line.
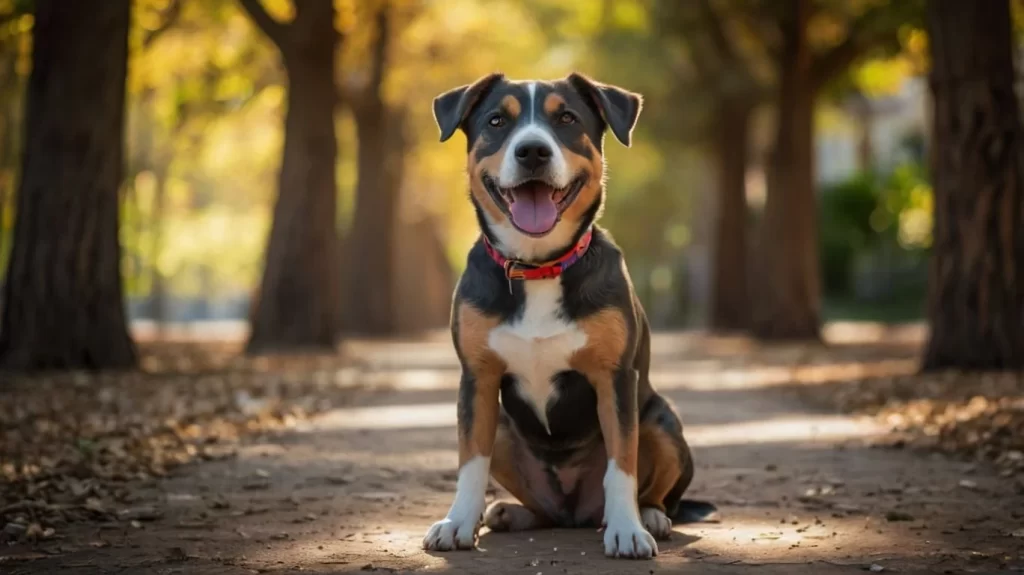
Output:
[483, 228, 593, 282]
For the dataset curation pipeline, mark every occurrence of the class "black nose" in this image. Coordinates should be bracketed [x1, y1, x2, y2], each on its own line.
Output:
[514, 141, 552, 171]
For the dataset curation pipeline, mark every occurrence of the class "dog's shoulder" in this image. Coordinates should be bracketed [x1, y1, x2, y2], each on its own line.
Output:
[454, 238, 521, 321]
[560, 226, 635, 320]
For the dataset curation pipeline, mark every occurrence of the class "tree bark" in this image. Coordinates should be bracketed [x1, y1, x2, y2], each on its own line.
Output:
[0, 0, 136, 370]
[921, 0, 1024, 370]
[343, 9, 400, 336]
[393, 216, 455, 334]
[751, 0, 821, 341]
[709, 95, 753, 332]
[244, 0, 343, 354]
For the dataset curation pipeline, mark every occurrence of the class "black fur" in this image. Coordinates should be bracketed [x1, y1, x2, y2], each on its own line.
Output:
[443, 75, 716, 532]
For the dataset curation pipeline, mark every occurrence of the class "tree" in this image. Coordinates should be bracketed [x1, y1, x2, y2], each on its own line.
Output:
[921, 0, 1024, 370]
[674, 0, 761, 332]
[744, 0, 919, 340]
[239, 0, 343, 354]
[342, 6, 401, 336]
[0, 0, 137, 370]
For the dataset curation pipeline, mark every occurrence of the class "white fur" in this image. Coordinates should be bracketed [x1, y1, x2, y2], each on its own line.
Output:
[602, 459, 657, 558]
[488, 278, 587, 432]
[499, 125, 570, 189]
[497, 81, 570, 190]
[423, 456, 490, 551]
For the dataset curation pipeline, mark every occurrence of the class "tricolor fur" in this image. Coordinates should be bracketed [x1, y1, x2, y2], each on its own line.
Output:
[422, 74, 716, 560]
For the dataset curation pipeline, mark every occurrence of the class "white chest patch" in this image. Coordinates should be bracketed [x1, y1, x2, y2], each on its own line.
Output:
[487, 278, 588, 432]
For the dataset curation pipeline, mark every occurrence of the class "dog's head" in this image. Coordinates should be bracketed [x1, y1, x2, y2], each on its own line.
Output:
[433, 73, 642, 262]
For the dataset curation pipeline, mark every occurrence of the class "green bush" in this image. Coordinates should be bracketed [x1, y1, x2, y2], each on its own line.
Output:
[819, 163, 932, 298]
[819, 172, 880, 295]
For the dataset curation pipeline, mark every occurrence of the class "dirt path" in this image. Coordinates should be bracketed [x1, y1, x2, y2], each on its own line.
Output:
[3, 333, 1023, 574]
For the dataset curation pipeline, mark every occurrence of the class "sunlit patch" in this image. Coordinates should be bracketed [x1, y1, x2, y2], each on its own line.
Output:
[311, 402, 884, 447]
[684, 415, 884, 447]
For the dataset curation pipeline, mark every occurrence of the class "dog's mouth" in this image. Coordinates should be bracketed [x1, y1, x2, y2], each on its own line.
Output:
[483, 174, 586, 237]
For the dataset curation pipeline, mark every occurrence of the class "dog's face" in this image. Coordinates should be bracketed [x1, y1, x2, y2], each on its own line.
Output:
[433, 74, 642, 261]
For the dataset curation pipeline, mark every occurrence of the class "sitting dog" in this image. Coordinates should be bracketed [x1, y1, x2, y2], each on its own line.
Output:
[422, 73, 715, 560]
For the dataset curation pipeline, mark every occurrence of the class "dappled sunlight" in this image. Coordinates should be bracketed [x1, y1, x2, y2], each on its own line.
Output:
[316, 402, 455, 431]
[651, 358, 918, 391]
[685, 415, 883, 447]
[306, 401, 883, 448]
[678, 513, 933, 566]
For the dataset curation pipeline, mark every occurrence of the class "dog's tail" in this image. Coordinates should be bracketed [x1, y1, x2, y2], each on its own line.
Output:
[671, 499, 720, 524]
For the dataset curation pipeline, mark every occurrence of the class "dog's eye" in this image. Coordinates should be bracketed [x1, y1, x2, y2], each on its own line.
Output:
[488, 114, 505, 128]
[558, 112, 576, 125]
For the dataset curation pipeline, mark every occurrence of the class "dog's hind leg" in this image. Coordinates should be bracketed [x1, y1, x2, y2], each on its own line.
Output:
[485, 418, 557, 532]
[636, 418, 686, 540]
[637, 394, 717, 536]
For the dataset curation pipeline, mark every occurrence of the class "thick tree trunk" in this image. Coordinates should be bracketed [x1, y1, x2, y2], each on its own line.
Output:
[751, 0, 821, 341]
[0, 0, 136, 370]
[344, 102, 402, 336]
[921, 0, 1024, 370]
[246, 2, 342, 354]
[393, 216, 455, 334]
[709, 95, 753, 332]
[342, 9, 401, 337]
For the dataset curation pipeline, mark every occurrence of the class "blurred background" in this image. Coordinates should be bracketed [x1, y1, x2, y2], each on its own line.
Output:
[0, 0, 945, 344]
[3, 3, 1024, 571]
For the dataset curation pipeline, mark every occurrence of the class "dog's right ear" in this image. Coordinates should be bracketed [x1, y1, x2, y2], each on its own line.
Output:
[433, 73, 504, 143]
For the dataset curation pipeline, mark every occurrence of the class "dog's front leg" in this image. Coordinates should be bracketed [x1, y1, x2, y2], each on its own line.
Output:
[423, 369, 501, 551]
[594, 366, 657, 559]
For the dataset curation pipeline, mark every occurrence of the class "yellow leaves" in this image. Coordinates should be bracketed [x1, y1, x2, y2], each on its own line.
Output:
[853, 57, 911, 98]
[262, 0, 295, 23]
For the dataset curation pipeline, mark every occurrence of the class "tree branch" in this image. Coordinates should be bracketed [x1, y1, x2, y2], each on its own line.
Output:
[368, 7, 390, 102]
[142, 0, 182, 49]
[810, 4, 907, 92]
[238, 0, 288, 48]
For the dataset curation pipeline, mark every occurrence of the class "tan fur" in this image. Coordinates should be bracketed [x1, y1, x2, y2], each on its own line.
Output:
[637, 424, 682, 511]
[502, 95, 521, 119]
[544, 93, 566, 116]
[455, 303, 505, 463]
[561, 136, 604, 225]
[570, 308, 637, 474]
[489, 424, 553, 523]
[467, 141, 510, 224]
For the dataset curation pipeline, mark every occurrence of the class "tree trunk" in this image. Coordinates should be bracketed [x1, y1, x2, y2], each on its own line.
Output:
[342, 9, 399, 337]
[709, 95, 753, 332]
[149, 168, 168, 333]
[751, 0, 821, 341]
[344, 101, 400, 336]
[246, 1, 342, 354]
[921, 0, 1024, 370]
[0, 0, 136, 370]
[393, 216, 455, 334]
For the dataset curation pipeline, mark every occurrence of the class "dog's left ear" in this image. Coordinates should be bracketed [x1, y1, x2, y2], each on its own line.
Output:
[568, 72, 643, 147]
[433, 73, 505, 143]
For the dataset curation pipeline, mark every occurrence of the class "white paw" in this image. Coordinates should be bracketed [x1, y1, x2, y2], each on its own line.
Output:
[484, 501, 542, 532]
[422, 515, 480, 551]
[640, 507, 673, 540]
[603, 517, 658, 559]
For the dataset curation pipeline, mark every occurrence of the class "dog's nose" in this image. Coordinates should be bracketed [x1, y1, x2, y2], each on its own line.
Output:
[514, 141, 552, 171]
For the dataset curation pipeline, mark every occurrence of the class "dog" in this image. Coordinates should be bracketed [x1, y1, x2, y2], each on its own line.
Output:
[422, 73, 715, 560]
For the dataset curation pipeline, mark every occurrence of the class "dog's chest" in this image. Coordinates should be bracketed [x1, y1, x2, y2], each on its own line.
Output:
[487, 279, 587, 431]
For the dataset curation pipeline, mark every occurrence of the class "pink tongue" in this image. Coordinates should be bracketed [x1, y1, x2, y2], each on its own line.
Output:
[509, 183, 558, 234]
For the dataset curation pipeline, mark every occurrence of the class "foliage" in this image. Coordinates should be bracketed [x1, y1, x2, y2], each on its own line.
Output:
[0, 0, 939, 326]
[819, 161, 931, 298]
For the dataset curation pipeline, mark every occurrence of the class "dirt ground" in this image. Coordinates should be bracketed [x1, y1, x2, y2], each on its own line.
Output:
[2, 329, 1023, 574]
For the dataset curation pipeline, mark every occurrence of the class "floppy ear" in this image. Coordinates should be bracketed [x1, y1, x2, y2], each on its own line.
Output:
[567, 72, 643, 147]
[432, 73, 505, 143]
